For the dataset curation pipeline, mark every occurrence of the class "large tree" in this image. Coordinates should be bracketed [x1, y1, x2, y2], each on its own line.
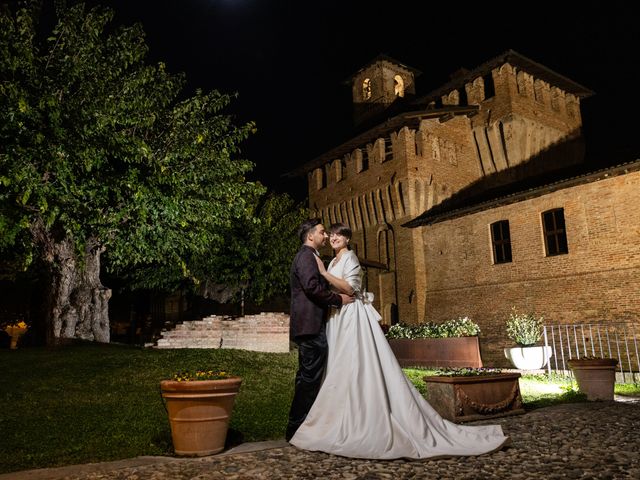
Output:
[0, 2, 265, 344]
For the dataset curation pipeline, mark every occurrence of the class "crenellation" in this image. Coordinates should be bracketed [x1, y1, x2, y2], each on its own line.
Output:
[442, 89, 460, 106]
[354, 148, 367, 172]
[465, 76, 486, 104]
[533, 78, 546, 104]
[331, 158, 342, 183]
[516, 70, 535, 98]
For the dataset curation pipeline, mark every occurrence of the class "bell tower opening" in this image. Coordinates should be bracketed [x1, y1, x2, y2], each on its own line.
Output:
[346, 54, 421, 126]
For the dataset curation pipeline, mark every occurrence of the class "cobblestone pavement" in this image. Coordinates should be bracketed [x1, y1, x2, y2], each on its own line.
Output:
[4, 398, 640, 480]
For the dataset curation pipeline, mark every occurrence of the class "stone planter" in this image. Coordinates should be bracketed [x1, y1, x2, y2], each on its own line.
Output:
[388, 337, 482, 368]
[160, 377, 242, 456]
[423, 372, 525, 422]
[568, 358, 618, 401]
[504, 345, 553, 370]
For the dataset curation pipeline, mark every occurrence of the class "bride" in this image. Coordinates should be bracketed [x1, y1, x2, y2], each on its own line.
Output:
[289, 222, 509, 459]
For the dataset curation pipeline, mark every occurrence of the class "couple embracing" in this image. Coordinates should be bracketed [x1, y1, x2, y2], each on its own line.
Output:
[286, 218, 510, 460]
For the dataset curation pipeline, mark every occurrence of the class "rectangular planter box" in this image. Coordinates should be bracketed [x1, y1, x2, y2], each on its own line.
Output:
[423, 372, 525, 423]
[388, 337, 483, 368]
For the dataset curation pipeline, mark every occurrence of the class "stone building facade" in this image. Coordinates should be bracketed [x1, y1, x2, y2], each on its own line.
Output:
[290, 50, 593, 327]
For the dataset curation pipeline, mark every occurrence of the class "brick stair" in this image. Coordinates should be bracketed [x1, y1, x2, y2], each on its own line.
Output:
[153, 312, 290, 353]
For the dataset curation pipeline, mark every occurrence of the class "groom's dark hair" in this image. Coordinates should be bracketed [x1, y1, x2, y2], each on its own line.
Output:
[298, 218, 322, 243]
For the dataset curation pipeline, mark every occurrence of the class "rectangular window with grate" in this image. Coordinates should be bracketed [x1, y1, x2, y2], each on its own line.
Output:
[542, 208, 568, 256]
[490, 220, 512, 264]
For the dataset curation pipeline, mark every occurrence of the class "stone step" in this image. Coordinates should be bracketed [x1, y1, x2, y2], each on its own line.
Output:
[151, 312, 290, 353]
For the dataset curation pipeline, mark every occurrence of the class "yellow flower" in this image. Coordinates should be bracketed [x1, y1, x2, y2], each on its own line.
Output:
[171, 370, 232, 381]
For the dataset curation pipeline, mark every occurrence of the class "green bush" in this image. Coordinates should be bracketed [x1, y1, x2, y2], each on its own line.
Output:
[386, 316, 480, 339]
[506, 307, 544, 346]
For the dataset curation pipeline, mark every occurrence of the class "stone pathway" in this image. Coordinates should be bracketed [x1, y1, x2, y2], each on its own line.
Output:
[3, 398, 639, 480]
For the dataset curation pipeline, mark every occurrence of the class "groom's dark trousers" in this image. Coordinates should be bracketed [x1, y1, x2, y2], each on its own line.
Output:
[286, 245, 342, 441]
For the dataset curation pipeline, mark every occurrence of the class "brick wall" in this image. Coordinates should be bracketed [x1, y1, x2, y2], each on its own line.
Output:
[421, 170, 640, 366]
[155, 312, 290, 353]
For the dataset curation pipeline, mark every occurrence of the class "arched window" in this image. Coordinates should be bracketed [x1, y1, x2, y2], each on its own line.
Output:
[362, 78, 372, 100]
[393, 75, 405, 97]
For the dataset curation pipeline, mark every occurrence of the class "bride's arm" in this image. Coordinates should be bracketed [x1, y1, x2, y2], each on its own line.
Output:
[314, 255, 355, 295]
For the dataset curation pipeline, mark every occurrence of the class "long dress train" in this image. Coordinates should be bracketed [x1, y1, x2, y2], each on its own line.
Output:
[290, 250, 509, 459]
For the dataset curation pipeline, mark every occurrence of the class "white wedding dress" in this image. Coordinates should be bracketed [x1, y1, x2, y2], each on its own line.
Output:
[290, 250, 509, 459]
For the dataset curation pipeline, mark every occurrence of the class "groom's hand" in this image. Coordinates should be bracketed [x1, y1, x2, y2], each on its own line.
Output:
[339, 293, 355, 305]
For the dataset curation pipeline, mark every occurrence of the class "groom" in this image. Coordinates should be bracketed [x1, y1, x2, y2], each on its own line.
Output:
[285, 218, 354, 441]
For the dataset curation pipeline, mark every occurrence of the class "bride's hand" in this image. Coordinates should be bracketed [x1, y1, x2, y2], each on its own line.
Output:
[314, 255, 327, 275]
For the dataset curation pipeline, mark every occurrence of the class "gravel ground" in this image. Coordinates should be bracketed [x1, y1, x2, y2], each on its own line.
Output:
[3, 398, 639, 480]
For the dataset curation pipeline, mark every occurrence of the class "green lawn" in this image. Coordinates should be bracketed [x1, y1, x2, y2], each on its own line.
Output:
[0, 343, 297, 474]
[1, 344, 638, 474]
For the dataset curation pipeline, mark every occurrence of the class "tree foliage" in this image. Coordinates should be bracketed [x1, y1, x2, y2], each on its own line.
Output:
[195, 193, 309, 304]
[121, 192, 309, 305]
[0, 2, 266, 292]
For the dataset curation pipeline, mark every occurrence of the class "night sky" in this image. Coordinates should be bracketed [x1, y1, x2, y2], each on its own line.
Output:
[60, 1, 640, 200]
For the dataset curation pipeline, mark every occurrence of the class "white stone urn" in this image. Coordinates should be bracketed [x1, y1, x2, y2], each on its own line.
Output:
[504, 345, 553, 370]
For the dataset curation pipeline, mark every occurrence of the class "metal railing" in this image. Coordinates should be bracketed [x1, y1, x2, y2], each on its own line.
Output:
[543, 323, 640, 383]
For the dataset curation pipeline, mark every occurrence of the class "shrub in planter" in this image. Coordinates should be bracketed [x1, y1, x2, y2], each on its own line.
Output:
[505, 307, 543, 347]
[386, 317, 483, 368]
[504, 307, 552, 370]
[386, 316, 481, 340]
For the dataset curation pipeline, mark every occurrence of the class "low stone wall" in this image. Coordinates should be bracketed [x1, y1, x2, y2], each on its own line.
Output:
[154, 312, 290, 353]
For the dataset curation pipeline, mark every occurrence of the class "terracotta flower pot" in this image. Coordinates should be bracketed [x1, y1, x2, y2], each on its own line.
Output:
[567, 358, 618, 401]
[160, 376, 242, 456]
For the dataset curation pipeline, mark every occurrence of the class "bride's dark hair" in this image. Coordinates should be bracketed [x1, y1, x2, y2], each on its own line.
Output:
[329, 223, 352, 249]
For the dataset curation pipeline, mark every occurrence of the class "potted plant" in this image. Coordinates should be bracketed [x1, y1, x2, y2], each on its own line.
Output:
[160, 370, 242, 456]
[386, 316, 483, 368]
[503, 307, 552, 370]
[423, 367, 525, 422]
[3, 320, 28, 349]
[567, 356, 618, 401]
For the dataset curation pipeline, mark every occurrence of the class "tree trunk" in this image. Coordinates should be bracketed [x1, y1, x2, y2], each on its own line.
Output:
[43, 237, 111, 345]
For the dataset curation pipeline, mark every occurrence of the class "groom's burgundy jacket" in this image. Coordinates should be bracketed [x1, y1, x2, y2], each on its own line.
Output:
[289, 245, 342, 339]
